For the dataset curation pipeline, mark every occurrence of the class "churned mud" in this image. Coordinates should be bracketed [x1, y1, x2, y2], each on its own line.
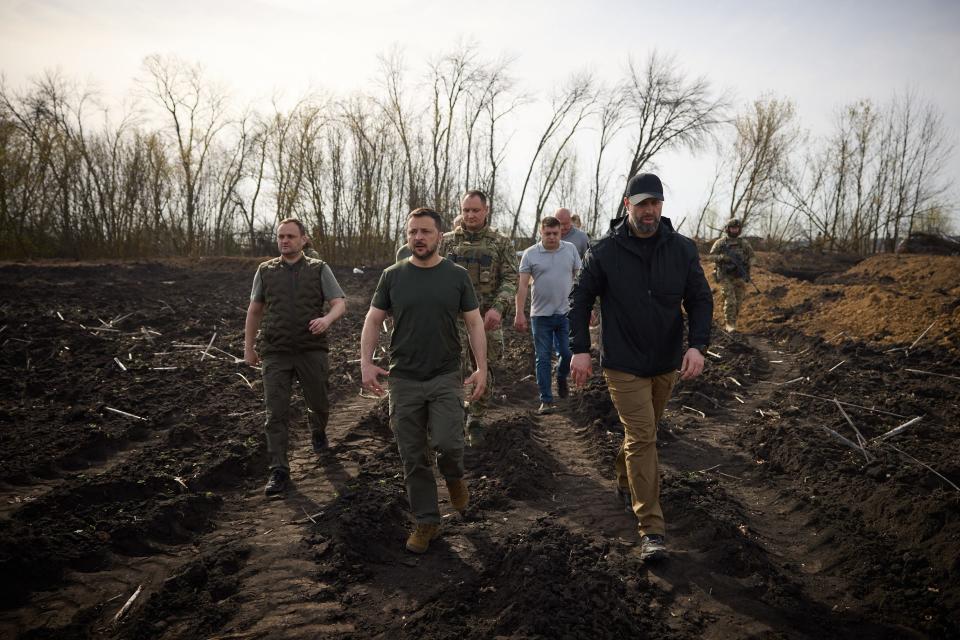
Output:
[1, 252, 957, 639]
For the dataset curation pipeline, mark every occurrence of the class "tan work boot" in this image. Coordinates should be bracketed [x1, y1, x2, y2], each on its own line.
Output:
[446, 478, 469, 513]
[405, 523, 440, 554]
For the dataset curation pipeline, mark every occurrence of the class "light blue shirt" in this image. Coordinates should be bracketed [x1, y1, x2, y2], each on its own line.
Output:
[561, 226, 591, 257]
[519, 240, 582, 317]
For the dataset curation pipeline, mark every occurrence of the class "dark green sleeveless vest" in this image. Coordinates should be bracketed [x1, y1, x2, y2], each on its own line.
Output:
[258, 256, 328, 354]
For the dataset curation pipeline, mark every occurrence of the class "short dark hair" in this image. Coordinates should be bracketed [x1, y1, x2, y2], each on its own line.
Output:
[541, 216, 561, 229]
[277, 218, 306, 235]
[407, 207, 443, 232]
[462, 189, 488, 206]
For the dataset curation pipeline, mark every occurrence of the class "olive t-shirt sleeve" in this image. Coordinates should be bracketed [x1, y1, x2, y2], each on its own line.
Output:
[460, 270, 479, 312]
[250, 268, 265, 302]
[320, 264, 346, 300]
[371, 271, 392, 311]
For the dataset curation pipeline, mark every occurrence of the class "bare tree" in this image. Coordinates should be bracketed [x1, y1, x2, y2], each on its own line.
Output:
[618, 51, 728, 217]
[378, 48, 426, 212]
[140, 54, 229, 252]
[588, 87, 627, 236]
[510, 72, 595, 237]
[722, 96, 799, 229]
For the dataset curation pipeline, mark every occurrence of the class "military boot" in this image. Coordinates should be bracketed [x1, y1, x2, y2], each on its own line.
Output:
[311, 430, 329, 453]
[264, 468, 289, 498]
[446, 478, 469, 513]
[406, 523, 440, 554]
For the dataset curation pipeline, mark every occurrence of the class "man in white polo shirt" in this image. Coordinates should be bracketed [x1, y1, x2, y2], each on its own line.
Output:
[514, 216, 582, 414]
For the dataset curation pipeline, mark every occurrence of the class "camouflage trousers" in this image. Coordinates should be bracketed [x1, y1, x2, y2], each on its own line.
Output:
[718, 278, 747, 327]
[459, 324, 503, 419]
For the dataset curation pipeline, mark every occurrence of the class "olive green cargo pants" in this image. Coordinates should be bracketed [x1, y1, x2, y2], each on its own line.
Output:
[262, 350, 329, 471]
[389, 371, 466, 524]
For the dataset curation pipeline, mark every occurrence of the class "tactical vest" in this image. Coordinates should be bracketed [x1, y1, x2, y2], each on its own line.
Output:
[714, 237, 750, 280]
[258, 256, 328, 354]
[444, 227, 511, 313]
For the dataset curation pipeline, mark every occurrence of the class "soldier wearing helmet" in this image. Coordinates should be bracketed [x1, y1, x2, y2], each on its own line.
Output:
[709, 218, 755, 332]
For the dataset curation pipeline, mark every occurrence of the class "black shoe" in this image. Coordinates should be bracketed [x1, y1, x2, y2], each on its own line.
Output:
[557, 377, 569, 399]
[264, 469, 289, 497]
[639, 534, 667, 562]
[616, 487, 633, 514]
[312, 431, 329, 453]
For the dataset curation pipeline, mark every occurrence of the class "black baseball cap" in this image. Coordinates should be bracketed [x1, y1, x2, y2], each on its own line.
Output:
[626, 173, 664, 205]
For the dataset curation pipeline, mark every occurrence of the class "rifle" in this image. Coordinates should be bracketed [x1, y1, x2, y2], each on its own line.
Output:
[718, 244, 762, 294]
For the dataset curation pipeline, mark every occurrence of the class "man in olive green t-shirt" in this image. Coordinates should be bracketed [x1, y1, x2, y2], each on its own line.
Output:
[361, 208, 487, 554]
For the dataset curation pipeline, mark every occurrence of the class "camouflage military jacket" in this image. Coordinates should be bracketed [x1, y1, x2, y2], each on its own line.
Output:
[709, 236, 755, 281]
[443, 225, 519, 316]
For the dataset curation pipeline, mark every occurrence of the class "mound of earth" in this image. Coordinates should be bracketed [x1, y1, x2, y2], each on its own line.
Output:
[740, 253, 960, 351]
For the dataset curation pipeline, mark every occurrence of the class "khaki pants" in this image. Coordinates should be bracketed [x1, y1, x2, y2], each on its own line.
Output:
[604, 368, 677, 537]
[262, 350, 330, 471]
[459, 325, 502, 420]
[389, 371, 466, 524]
[719, 278, 747, 326]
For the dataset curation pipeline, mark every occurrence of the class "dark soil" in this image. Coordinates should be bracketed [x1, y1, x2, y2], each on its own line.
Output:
[1, 254, 957, 639]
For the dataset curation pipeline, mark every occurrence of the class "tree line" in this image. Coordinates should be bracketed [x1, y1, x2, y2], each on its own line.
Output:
[0, 48, 953, 261]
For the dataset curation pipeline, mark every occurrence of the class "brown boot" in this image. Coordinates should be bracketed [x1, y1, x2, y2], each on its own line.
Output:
[405, 523, 440, 554]
[446, 478, 469, 513]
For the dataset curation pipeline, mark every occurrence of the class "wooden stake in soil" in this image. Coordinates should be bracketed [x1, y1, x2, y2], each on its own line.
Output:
[113, 584, 143, 625]
[884, 443, 960, 492]
[904, 368, 960, 382]
[821, 425, 874, 462]
[200, 331, 217, 361]
[104, 407, 147, 421]
[681, 405, 706, 418]
[789, 392, 906, 418]
[908, 320, 937, 351]
[832, 398, 870, 461]
[871, 416, 923, 443]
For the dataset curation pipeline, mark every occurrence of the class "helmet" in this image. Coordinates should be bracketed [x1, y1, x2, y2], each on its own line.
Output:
[726, 218, 742, 229]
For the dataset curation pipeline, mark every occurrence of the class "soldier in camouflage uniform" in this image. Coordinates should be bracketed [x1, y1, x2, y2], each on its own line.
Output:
[709, 218, 755, 332]
[304, 239, 321, 259]
[443, 191, 518, 445]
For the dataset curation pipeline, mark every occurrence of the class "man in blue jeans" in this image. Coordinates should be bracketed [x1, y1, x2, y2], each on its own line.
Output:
[514, 216, 582, 414]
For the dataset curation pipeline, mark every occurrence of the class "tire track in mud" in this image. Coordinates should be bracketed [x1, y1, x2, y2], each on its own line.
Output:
[114, 394, 381, 640]
[644, 334, 906, 638]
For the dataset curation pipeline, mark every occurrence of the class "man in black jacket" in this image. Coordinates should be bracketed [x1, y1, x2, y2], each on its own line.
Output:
[569, 172, 713, 561]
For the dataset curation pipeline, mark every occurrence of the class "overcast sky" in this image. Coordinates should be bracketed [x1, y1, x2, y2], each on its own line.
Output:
[2, 0, 958, 230]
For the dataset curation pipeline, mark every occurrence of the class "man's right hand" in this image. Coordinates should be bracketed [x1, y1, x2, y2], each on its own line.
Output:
[571, 352, 592, 387]
[244, 346, 259, 367]
[361, 361, 389, 396]
[513, 312, 528, 332]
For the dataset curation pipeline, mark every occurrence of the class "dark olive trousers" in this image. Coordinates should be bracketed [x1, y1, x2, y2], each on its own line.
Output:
[389, 371, 466, 524]
[262, 350, 329, 471]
